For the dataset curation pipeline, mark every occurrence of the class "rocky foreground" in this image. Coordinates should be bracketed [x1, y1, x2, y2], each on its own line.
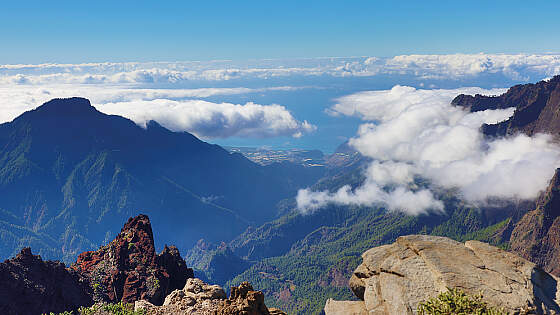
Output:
[0, 214, 280, 315]
[326, 235, 560, 315]
[135, 278, 285, 315]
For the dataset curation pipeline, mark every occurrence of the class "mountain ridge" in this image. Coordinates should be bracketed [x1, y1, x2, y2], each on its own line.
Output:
[452, 75, 560, 138]
[0, 97, 325, 262]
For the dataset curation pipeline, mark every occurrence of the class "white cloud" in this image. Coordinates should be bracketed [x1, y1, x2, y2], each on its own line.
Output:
[297, 86, 560, 214]
[385, 54, 560, 80]
[97, 99, 316, 139]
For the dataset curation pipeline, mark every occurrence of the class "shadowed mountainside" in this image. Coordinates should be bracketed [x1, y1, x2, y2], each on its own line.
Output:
[0, 98, 325, 262]
[510, 168, 560, 276]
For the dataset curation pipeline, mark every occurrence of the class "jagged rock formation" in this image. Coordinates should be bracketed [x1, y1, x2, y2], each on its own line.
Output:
[0, 214, 284, 314]
[511, 168, 560, 276]
[452, 75, 560, 138]
[325, 235, 560, 315]
[135, 278, 286, 315]
[0, 247, 93, 315]
[71, 214, 193, 305]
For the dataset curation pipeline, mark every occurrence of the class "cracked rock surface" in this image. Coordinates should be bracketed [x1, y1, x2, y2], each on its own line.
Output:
[325, 235, 560, 315]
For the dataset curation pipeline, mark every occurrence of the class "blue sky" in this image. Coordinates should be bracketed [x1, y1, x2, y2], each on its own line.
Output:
[1, 2, 560, 153]
[1, 1, 560, 63]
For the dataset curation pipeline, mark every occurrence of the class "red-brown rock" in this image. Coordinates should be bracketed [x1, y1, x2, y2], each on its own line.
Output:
[71, 214, 193, 305]
[0, 247, 93, 315]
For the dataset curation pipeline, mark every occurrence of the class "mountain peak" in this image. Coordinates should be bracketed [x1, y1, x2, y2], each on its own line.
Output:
[35, 97, 97, 115]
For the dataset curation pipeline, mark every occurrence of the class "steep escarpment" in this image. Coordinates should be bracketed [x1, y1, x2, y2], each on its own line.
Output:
[510, 168, 560, 276]
[452, 75, 560, 138]
[0, 248, 92, 315]
[71, 214, 193, 305]
[325, 235, 560, 315]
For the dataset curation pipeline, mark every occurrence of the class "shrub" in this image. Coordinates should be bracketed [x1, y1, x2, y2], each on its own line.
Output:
[418, 288, 505, 315]
[78, 302, 146, 315]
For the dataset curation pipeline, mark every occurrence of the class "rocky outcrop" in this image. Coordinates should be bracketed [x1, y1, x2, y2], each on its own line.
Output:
[135, 278, 285, 315]
[0, 247, 93, 315]
[325, 235, 560, 315]
[452, 75, 560, 138]
[71, 214, 193, 305]
[511, 168, 560, 276]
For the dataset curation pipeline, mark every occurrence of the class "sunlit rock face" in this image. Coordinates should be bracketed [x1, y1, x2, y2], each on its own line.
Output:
[326, 235, 560, 315]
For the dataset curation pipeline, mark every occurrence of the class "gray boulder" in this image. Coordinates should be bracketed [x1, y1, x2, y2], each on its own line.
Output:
[326, 235, 560, 314]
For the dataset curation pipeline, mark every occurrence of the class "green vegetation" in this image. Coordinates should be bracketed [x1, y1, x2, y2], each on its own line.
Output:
[78, 302, 145, 315]
[46, 302, 145, 315]
[228, 206, 423, 314]
[226, 195, 512, 314]
[147, 276, 160, 292]
[418, 288, 505, 315]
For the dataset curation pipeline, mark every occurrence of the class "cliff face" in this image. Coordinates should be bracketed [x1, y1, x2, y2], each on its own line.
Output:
[510, 168, 560, 276]
[452, 75, 560, 138]
[71, 214, 194, 305]
[325, 235, 560, 315]
[0, 248, 93, 315]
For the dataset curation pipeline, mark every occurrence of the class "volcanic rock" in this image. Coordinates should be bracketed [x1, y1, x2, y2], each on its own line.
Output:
[511, 168, 560, 276]
[325, 235, 560, 315]
[0, 247, 93, 315]
[452, 75, 560, 138]
[71, 214, 193, 305]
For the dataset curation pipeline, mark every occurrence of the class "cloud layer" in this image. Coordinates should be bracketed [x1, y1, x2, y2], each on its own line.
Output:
[297, 86, 560, 214]
[1, 53, 560, 85]
[1, 54, 560, 142]
[0, 54, 560, 138]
